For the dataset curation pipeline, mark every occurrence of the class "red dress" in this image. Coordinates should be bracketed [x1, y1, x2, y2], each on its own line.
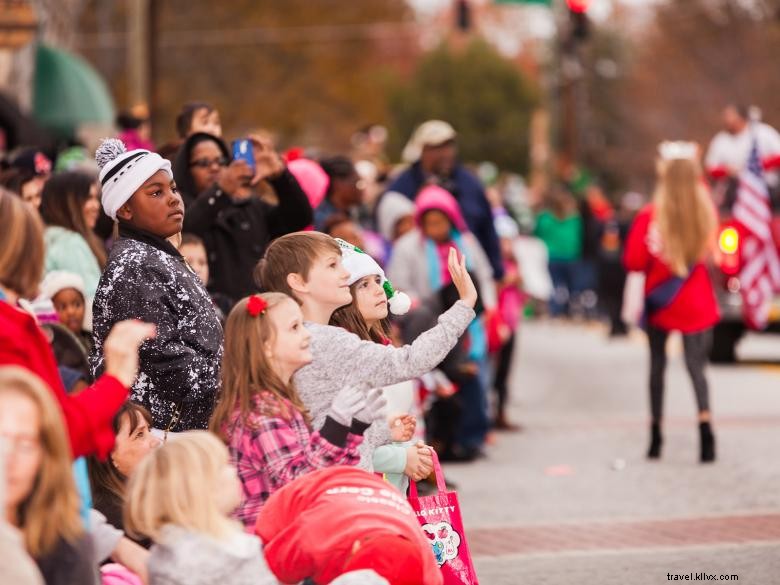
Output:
[0, 301, 128, 459]
[623, 205, 720, 333]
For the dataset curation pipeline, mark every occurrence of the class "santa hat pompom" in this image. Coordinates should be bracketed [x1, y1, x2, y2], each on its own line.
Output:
[388, 291, 411, 316]
[383, 280, 411, 316]
[95, 138, 127, 170]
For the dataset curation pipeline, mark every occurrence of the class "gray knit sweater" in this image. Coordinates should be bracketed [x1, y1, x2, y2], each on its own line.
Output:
[148, 525, 276, 585]
[294, 300, 475, 468]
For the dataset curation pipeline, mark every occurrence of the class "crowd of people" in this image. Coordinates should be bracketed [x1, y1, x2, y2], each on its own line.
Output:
[0, 105, 527, 585]
[2, 97, 768, 583]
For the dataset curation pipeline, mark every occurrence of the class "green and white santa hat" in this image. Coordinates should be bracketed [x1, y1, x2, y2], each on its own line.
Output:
[335, 238, 411, 315]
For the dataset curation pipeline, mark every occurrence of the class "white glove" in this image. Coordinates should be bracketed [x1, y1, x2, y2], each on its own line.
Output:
[328, 386, 367, 426]
[354, 388, 388, 425]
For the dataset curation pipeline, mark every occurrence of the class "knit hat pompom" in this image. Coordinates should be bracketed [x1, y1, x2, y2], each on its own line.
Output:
[95, 138, 128, 170]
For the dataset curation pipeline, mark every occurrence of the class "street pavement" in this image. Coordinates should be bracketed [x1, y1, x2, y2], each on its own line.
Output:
[442, 321, 780, 585]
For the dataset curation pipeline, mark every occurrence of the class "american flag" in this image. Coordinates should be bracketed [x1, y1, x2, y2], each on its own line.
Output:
[733, 138, 780, 329]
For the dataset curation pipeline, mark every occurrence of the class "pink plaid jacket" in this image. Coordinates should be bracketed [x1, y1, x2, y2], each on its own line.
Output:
[225, 393, 363, 530]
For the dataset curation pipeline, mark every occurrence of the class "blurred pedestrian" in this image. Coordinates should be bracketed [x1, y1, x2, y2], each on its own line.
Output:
[313, 156, 364, 231]
[116, 106, 154, 152]
[90, 138, 222, 434]
[0, 188, 154, 459]
[386, 120, 504, 280]
[0, 366, 96, 584]
[705, 104, 780, 209]
[125, 431, 277, 585]
[175, 101, 222, 140]
[534, 188, 583, 318]
[174, 133, 312, 305]
[624, 141, 719, 463]
[0, 148, 51, 209]
[39, 271, 93, 354]
[39, 171, 106, 302]
[88, 401, 159, 546]
[387, 185, 496, 459]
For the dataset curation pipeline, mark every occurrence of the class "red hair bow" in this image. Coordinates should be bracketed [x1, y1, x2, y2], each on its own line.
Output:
[247, 295, 268, 317]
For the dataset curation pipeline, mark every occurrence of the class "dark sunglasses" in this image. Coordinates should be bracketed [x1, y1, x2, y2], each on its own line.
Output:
[189, 157, 228, 169]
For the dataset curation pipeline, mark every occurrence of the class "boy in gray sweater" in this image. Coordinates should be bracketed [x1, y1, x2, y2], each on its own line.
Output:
[256, 232, 477, 469]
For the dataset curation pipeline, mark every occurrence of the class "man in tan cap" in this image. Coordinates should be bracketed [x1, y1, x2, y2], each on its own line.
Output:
[384, 120, 504, 280]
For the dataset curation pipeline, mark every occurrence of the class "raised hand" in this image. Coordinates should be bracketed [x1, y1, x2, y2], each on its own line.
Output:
[104, 320, 157, 387]
[248, 134, 285, 184]
[448, 247, 478, 308]
[218, 159, 253, 198]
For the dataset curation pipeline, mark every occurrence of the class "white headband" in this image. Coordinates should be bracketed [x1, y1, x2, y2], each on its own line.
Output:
[658, 141, 698, 162]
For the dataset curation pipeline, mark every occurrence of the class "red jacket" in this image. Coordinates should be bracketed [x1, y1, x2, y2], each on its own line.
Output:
[623, 206, 720, 333]
[0, 301, 128, 459]
[256, 466, 443, 585]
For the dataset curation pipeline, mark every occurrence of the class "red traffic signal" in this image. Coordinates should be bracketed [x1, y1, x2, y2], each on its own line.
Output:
[566, 0, 590, 13]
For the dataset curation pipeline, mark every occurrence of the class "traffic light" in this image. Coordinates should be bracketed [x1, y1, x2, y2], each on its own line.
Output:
[566, 0, 590, 12]
[566, 0, 590, 42]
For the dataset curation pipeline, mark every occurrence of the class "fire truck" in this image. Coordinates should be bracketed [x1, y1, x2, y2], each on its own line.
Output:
[708, 179, 780, 362]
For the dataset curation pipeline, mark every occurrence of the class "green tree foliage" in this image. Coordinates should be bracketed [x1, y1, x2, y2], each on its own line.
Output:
[386, 40, 539, 173]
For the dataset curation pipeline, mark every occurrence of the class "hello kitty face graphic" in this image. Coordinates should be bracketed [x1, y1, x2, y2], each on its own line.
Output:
[422, 521, 461, 566]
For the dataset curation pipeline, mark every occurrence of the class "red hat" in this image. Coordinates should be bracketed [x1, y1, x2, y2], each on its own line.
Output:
[342, 534, 425, 585]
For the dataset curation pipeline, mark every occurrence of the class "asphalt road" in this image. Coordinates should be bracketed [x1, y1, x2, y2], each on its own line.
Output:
[442, 321, 780, 585]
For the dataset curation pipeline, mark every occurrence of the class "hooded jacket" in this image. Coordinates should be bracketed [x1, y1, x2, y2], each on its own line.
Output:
[385, 160, 504, 279]
[174, 133, 313, 304]
[387, 185, 496, 309]
[257, 467, 443, 585]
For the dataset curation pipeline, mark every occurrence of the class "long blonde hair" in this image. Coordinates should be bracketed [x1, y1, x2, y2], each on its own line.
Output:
[654, 158, 717, 277]
[209, 293, 310, 441]
[124, 430, 238, 541]
[0, 366, 83, 557]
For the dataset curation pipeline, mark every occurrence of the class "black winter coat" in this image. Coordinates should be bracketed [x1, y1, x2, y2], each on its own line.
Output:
[90, 225, 223, 431]
[181, 169, 313, 304]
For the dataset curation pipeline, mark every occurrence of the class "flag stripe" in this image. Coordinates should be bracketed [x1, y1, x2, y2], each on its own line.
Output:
[737, 137, 780, 330]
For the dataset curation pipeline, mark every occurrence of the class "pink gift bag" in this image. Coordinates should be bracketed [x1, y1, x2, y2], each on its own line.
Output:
[408, 451, 479, 585]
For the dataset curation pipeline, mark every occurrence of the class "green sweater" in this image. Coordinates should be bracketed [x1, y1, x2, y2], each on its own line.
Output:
[534, 210, 583, 262]
[44, 226, 102, 299]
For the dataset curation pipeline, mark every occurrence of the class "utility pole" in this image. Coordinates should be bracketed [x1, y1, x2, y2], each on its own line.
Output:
[126, 0, 151, 110]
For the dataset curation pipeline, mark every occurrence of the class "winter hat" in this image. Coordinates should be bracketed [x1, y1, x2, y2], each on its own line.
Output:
[376, 191, 415, 241]
[341, 535, 425, 585]
[287, 158, 330, 208]
[335, 238, 411, 315]
[415, 184, 469, 232]
[95, 138, 173, 220]
[401, 120, 456, 164]
[39, 271, 86, 302]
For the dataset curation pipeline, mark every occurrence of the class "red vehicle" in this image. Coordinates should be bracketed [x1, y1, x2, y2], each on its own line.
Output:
[709, 184, 780, 362]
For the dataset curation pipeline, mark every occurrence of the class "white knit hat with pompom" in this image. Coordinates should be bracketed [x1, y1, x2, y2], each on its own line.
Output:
[95, 138, 173, 220]
[335, 238, 411, 315]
